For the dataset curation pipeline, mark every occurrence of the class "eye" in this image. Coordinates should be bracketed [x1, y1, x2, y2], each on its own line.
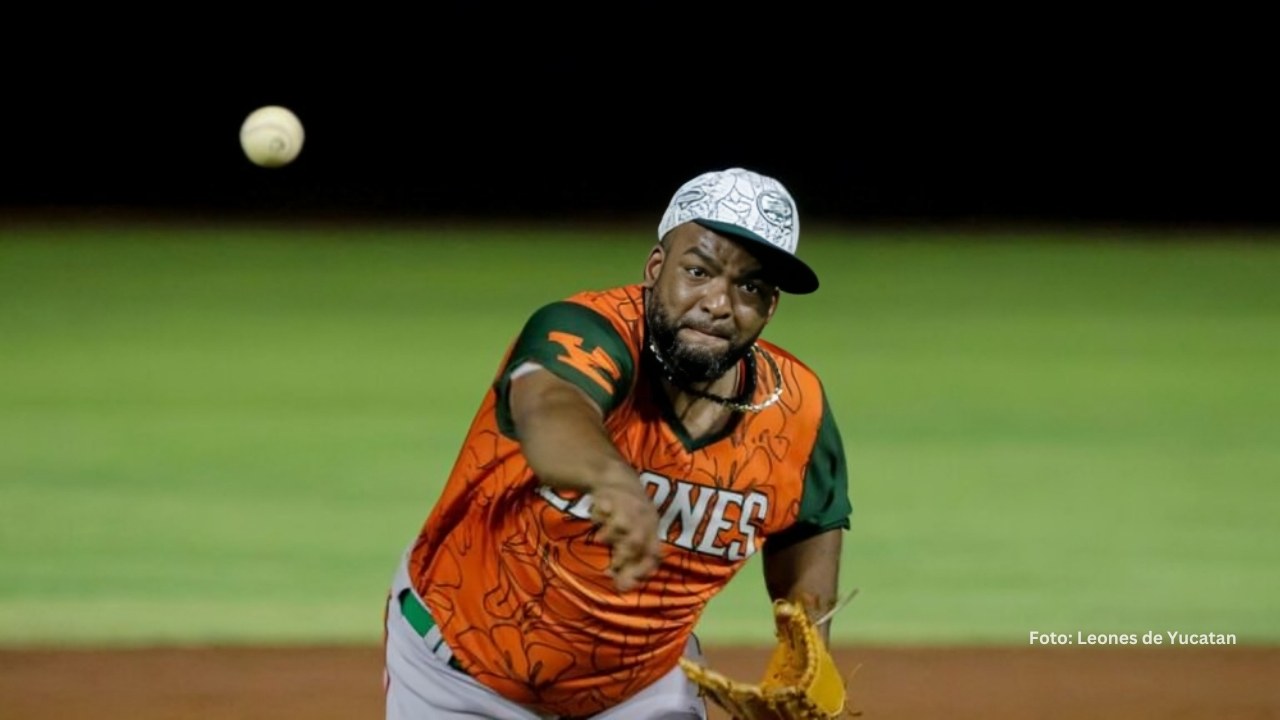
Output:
[740, 281, 761, 295]
[686, 266, 708, 279]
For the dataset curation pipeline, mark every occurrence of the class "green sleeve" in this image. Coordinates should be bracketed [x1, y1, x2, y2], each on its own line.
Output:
[493, 301, 635, 438]
[767, 388, 852, 549]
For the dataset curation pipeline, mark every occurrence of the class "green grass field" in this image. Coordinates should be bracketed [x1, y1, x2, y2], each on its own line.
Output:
[1, 222, 1277, 646]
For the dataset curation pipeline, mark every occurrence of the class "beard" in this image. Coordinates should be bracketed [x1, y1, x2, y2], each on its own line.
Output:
[645, 291, 758, 384]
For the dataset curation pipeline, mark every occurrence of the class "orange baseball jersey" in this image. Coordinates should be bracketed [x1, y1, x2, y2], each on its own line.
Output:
[408, 283, 850, 717]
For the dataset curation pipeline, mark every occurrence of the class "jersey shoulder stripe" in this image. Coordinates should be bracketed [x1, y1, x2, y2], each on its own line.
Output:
[492, 287, 642, 437]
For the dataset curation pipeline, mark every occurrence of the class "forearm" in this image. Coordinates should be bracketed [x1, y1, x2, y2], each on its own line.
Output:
[510, 373, 637, 493]
[763, 529, 844, 644]
[509, 369, 660, 591]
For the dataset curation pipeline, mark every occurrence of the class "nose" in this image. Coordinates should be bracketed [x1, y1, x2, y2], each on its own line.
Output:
[697, 278, 732, 319]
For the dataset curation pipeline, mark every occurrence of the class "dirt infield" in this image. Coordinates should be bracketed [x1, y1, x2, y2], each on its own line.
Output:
[2, 645, 1277, 719]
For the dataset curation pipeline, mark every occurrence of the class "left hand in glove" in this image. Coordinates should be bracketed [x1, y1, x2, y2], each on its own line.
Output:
[679, 598, 853, 719]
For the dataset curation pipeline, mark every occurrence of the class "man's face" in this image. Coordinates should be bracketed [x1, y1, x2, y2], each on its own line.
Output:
[643, 223, 780, 382]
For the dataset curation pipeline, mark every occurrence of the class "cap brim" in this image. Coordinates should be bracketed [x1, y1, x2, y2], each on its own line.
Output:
[694, 219, 819, 294]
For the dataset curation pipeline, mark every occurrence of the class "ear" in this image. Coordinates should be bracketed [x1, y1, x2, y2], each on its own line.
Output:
[764, 290, 780, 322]
[642, 244, 665, 288]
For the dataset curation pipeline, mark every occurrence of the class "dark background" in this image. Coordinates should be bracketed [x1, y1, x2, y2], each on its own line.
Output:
[3, 47, 1275, 228]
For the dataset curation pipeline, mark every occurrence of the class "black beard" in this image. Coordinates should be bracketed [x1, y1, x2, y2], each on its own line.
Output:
[645, 292, 756, 383]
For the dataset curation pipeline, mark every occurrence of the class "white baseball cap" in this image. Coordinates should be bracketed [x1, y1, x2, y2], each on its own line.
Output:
[657, 167, 818, 294]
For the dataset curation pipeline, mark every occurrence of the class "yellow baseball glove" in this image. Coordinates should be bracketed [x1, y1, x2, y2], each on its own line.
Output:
[679, 598, 851, 720]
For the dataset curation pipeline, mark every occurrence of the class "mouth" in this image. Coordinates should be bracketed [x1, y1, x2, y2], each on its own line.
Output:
[678, 326, 730, 344]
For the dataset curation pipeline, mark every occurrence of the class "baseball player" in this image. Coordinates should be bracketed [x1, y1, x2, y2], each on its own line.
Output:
[384, 167, 852, 719]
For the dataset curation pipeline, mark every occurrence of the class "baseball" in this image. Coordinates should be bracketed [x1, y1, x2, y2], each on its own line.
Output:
[239, 105, 305, 168]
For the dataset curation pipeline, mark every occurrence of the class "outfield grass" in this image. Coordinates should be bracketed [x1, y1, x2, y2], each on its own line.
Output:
[1, 223, 1277, 645]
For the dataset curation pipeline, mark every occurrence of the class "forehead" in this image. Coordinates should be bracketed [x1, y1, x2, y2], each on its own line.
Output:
[666, 223, 765, 273]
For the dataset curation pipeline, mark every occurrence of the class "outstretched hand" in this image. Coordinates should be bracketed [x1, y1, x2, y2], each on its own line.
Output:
[590, 482, 661, 592]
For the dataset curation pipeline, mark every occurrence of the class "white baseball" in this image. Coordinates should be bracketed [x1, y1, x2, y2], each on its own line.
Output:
[239, 105, 305, 168]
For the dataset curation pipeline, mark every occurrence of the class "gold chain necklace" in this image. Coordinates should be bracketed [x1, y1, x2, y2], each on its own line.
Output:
[647, 337, 785, 413]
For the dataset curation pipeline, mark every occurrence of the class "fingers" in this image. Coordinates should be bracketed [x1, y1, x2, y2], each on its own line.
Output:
[606, 518, 661, 592]
[598, 516, 631, 544]
[588, 484, 662, 591]
[609, 529, 658, 571]
[610, 545, 660, 592]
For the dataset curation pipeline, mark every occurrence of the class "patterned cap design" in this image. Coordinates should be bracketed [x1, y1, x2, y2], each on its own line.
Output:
[657, 167, 818, 293]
